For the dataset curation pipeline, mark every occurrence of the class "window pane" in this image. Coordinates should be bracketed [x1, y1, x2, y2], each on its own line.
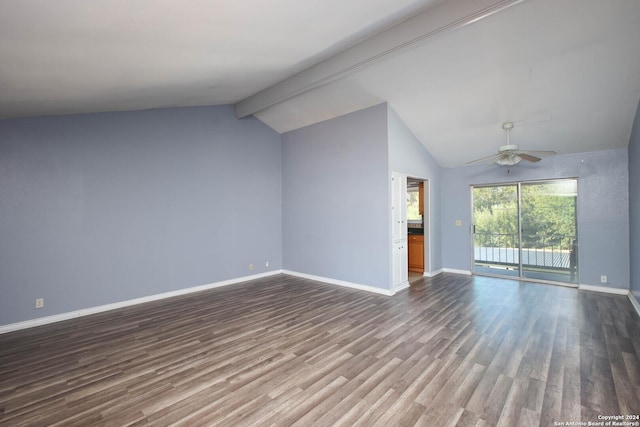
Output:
[407, 191, 421, 220]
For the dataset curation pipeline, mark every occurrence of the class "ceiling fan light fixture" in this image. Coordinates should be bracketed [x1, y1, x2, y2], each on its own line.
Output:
[496, 155, 522, 166]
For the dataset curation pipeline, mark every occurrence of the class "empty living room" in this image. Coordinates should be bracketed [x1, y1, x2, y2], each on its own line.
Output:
[1, 0, 639, 425]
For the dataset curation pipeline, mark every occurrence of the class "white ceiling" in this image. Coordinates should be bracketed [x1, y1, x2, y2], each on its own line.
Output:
[1, 0, 639, 167]
[0, 0, 441, 116]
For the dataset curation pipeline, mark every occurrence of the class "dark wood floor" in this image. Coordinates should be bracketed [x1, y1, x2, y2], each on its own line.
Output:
[1, 273, 639, 426]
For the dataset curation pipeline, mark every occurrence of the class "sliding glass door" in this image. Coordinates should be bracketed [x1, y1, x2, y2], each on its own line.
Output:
[472, 185, 520, 277]
[520, 180, 578, 283]
[472, 179, 578, 284]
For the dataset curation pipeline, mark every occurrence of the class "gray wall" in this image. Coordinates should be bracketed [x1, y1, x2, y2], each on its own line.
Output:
[282, 104, 391, 290]
[387, 105, 443, 272]
[630, 99, 640, 300]
[0, 105, 283, 325]
[441, 149, 630, 290]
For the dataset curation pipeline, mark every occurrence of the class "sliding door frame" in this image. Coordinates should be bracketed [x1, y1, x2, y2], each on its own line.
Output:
[470, 178, 579, 287]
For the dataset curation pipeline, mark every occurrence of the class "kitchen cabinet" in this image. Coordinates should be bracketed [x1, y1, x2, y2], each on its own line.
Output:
[408, 234, 424, 273]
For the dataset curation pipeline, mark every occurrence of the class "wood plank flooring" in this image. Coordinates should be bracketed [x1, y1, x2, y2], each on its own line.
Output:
[1, 273, 639, 426]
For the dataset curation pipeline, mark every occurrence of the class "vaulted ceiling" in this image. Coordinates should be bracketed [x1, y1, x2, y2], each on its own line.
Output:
[1, 0, 639, 167]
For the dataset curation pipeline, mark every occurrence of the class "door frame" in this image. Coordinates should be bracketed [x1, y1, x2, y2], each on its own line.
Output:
[407, 175, 431, 276]
[470, 178, 579, 287]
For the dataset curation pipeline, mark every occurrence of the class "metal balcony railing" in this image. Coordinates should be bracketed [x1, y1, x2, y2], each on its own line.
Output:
[474, 232, 577, 272]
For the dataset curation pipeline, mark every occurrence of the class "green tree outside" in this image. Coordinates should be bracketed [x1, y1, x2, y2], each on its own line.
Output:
[473, 180, 577, 251]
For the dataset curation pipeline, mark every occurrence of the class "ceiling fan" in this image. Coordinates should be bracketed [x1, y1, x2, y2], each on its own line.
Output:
[466, 122, 556, 166]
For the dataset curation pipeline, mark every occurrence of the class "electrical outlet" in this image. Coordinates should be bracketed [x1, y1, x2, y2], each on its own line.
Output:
[265, 261, 269, 267]
[600, 275, 607, 283]
[455, 220, 462, 226]
[35, 298, 44, 308]
[249, 263, 254, 271]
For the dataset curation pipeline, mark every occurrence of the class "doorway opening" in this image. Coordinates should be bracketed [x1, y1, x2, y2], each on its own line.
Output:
[391, 172, 430, 291]
[408, 177, 428, 283]
[471, 179, 578, 285]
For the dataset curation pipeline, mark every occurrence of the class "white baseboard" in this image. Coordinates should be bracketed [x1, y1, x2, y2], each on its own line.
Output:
[628, 293, 640, 318]
[578, 284, 629, 295]
[393, 280, 410, 293]
[282, 270, 394, 296]
[0, 270, 284, 334]
[442, 268, 472, 276]
[423, 268, 443, 277]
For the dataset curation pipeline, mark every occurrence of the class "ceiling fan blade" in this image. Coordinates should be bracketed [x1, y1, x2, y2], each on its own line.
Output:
[519, 153, 541, 162]
[465, 153, 501, 165]
[519, 149, 556, 156]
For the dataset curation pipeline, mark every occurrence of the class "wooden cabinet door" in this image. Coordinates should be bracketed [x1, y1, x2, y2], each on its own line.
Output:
[408, 235, 424, 272]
